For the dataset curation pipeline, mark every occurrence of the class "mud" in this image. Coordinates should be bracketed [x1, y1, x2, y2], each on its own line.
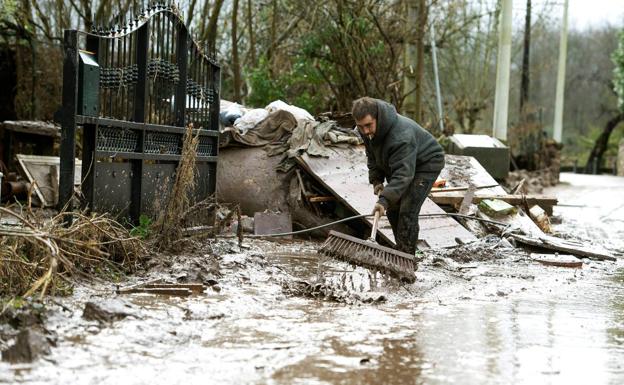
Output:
[1, 173, 624, 384]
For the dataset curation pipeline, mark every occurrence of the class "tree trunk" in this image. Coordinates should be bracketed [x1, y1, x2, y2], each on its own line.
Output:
[402, 0, 418, 118]
[267, 0, 278, 65]
[585, 112, 624, 173]
[520, 0, 531, 114]
[205, 0, 225, 55]
[246, 0, 256, 67]
[187, 0, 198, 27]
[414, 0, 427, 122]
[232, 0, 241, 102]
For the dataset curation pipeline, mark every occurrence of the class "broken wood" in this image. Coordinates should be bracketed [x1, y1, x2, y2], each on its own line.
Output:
[529, 205, 551, 233]
[308, 196, 336, 203]
[458, 185, 476, 215]
[182, 225, 215, 236]
[116, 281, 205, 296]
[430, 183, 500, 193]
[531, 253, 583, 268]
[512, 233, 616, 262]
[430, 193, 557, 214]
[118, 287, 193, 296]
[142, 283, 205, 294]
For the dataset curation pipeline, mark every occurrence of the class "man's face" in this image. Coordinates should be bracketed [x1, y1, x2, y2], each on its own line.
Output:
[355, 114, 377, 140]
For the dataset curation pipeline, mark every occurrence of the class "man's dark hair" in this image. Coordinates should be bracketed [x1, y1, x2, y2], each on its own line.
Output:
[352, 97, 378, 121]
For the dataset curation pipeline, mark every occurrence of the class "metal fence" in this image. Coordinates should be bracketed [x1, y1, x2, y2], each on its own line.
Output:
[59, 4, 220, 221]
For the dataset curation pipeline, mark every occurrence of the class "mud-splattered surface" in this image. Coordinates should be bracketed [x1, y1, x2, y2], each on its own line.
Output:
[2, 173, 624, 384]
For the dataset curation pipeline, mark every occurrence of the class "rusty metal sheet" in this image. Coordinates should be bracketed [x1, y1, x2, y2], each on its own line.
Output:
[296, 146, 476, 249]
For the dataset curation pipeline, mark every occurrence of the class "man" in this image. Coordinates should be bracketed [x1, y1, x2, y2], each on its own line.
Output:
[352, 97, 445, 255]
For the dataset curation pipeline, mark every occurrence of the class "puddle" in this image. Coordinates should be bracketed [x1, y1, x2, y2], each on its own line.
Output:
[2, 173, 624, 384]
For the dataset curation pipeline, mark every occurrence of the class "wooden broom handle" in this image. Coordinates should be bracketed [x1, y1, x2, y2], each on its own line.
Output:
[370, 211, 380, 241]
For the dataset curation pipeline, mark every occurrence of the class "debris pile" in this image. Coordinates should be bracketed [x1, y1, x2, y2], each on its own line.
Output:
[0, 208, 146, 298]
[504, 168, 560, 194]
[216, 99, 615, 270]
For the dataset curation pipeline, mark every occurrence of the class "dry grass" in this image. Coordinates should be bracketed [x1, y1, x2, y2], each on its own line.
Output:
[153, 125, 200, 249]
[0, 207, 146, 299]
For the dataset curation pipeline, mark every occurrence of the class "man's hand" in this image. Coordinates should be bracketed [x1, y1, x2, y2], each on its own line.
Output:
[373, 183, 384, 196]
[372, 202, 386, 217]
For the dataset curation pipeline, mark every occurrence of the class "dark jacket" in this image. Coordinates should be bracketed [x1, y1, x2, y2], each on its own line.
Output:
[363, 99, 445, 208]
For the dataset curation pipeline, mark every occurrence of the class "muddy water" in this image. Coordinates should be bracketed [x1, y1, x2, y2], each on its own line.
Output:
[2, 173, 624, 384]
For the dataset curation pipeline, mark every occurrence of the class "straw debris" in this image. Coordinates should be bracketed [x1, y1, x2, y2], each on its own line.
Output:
[153, 124, 199, 249]
[0, 207, 146, 298]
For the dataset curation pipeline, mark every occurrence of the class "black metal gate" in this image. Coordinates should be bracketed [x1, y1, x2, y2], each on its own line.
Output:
[59, 4, 219, 221]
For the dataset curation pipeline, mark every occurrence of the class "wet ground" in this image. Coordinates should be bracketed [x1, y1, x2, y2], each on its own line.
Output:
[1, 173, 624, 384]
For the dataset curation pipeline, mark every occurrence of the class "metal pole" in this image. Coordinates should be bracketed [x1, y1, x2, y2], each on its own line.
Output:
[430, 22, 444, 133]
[0, 172, 3, 203]
[553, 0, 569, 143]
[492, 0, 513, 141]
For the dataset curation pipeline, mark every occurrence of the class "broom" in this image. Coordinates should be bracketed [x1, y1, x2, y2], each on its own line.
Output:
[318, 210, 418, 283]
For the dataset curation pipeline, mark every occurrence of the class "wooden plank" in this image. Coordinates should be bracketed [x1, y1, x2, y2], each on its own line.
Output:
[531, 253, 583, 268]
[142, 284, 205, 294]
[308, 196, 336, 203]
[2, 120, 60, 138]
[430, 193, 558, 211]
[431, 184, 499, 193]
[118, 287, 193, 296]
[478, 209, 616, 261]
[512, 233, 616, 261]
[458, 185, 477, 215]
[296, 147, 476, 249]
[439, 155, 507, 196]
[116, 281, 204, 296]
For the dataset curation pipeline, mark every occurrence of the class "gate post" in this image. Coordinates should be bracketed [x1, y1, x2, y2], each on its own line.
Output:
[174, 24, 188, 127]
[129, 22, 150, 222]
[59, 30, 79, 212]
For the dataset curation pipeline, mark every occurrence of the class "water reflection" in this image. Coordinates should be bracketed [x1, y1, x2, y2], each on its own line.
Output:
[3, 258, 624, 384]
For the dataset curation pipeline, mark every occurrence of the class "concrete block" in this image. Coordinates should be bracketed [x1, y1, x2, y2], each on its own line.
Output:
[448, 134, 510, 179]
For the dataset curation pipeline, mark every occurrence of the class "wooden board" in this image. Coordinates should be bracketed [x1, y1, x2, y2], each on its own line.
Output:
[512, 233, 616, 261]
[437, 155, 507, 196]
[479, 209, 616, 262]
[2, 120, 60, 137]
[431, 193, 558, 211]
[531, 253, 583, 268]
[432, 155, 557, 213]
[296, 147, 476, 249]
[16, 154, 82, 207]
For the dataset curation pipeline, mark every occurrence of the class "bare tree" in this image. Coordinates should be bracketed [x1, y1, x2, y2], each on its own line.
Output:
[232, 0, 242, 102]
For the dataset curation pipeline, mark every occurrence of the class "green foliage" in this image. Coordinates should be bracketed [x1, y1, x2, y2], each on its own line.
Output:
[562, 124, 624, 166]
[246, 56, 325, 112]
[129, 214, 152, 239]
[613, 30, 624, 112]
[0, 0, 18, 22]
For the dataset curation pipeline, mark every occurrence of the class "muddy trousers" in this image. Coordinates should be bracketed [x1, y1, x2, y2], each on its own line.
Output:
[386, 172, 440, 255]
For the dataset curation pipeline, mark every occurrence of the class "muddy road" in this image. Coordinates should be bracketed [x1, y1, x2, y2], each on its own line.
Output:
[2, 173, 624, 384]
